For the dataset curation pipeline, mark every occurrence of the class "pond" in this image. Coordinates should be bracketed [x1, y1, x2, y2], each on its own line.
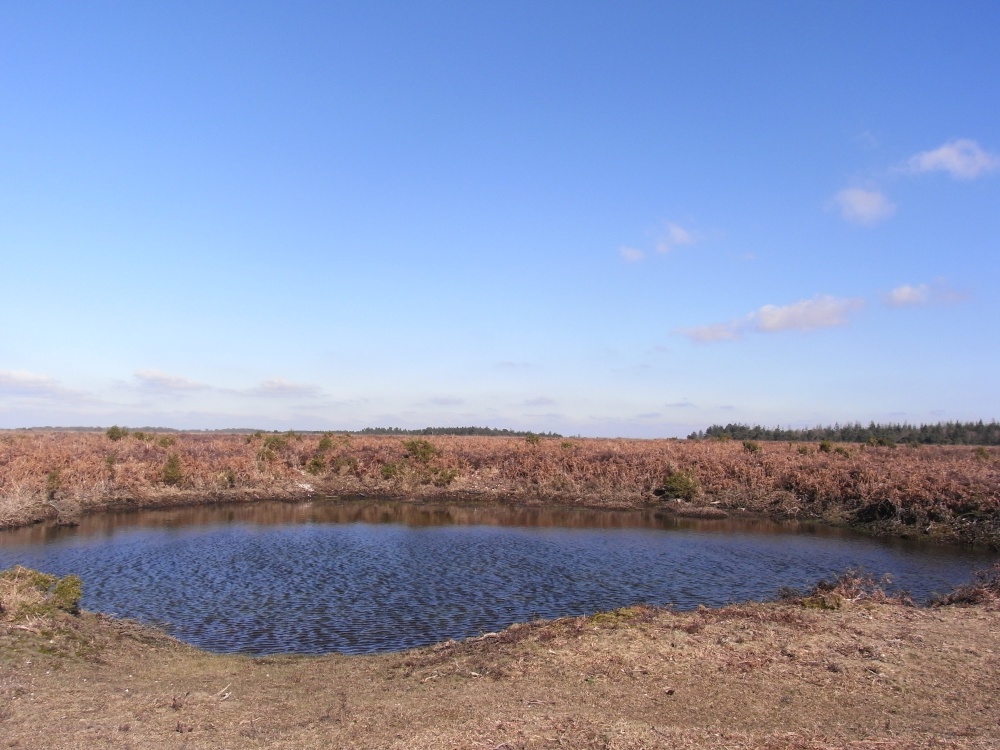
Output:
[0, 500, 995, 655]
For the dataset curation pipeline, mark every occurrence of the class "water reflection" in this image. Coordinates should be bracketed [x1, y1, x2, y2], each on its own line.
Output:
[0, 500, 995, 656]
[2, 499, 856, 543]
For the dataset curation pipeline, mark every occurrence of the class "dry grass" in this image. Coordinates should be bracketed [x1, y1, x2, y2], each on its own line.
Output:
[2, 430, 999, 544]
[1, 565, 998, 749]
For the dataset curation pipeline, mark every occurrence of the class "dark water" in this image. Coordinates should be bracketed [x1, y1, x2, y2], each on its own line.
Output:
[0, 501, 995, 655]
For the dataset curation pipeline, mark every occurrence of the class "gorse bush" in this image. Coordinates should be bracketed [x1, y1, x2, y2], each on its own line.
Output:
[106, 425, 129, 441]
[402, 439, 439, 463]
[162, 453, 183, 486]
[656, 470, 700, 501]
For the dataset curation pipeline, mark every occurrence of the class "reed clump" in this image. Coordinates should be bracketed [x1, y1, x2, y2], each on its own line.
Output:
[1, 431, 998, 545]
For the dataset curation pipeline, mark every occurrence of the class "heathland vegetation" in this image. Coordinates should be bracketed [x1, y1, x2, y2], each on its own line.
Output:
[1, 428, 998, 545]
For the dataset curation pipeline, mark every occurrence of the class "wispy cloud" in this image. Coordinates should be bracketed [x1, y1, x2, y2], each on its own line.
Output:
[618, 246, 645, 263]
[134, 369, 207, 391]
[676, 322, 743, 343]
[656, 222, 699, 254]
[619, 221, 703, 262]
[832, 188, 896, 225]
[676, 294, 865, 343]
[523, 397, 555, 407]
[252, 378, 321, 397]
[0, 369, 97, 403]
[885, 283, 930, 308]
[884, 280, 967, 308]
[753, 295, 864, 332]
[906, 139, 1000, 180]
[0, 369, 63, 396]
[665, 400, 696, 409]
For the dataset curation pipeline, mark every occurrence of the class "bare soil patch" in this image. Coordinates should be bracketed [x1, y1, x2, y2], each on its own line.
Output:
[2, 564, 999, 749]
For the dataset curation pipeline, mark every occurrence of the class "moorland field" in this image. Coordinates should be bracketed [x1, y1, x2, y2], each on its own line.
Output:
[2, 429, 999, 749]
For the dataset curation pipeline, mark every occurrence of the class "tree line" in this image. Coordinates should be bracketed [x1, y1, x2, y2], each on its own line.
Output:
[687, 420, 1000, 446]
[357, 426, 563, 438]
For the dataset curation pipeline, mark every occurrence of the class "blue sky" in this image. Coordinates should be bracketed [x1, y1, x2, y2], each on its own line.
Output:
[2, 2, 998, 437]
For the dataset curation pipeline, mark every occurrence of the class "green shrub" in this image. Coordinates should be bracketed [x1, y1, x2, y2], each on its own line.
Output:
[818, 440, 832, 453]
[380, 462, 402, 480]
[742, 440, 761, 454]
[317, 433, 334, 452]
[162, 453, 183, 486]
[305, 456, 327, 475]
[525, 433, 541, 446]
[657, 471, 700, 500]
[157, 435, 176, 448]
[106, 425, 129, 441]
[402, 439, 439, 463]
[263, 434, 289, 451]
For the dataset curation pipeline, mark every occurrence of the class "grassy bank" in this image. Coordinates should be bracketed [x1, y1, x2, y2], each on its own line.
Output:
[2, 430, 999, 545]
[2, 565, 999, 749]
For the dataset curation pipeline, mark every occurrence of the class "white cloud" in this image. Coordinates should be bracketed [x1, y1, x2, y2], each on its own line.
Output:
[833, 188, 896, 225]
[883, 280, 967, 308]
[751, 295, 864, 332]
[656, 222, 699, 253]
[618, 246, 645, 263]
[253, 378, 321, 397]
[134, 369, 206, 391]
[676, 294, 864, 343]
[885, 283, 930, 308]
[906, 139, 1000, 180]
[0, 369, 62, 396]
[429, 396, 464, 406]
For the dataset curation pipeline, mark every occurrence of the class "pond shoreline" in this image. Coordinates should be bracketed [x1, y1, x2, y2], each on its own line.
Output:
[2, 564, 999, 749]
[3, 431, 999, 548]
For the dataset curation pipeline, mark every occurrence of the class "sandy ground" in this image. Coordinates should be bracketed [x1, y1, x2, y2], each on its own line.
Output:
[2, 596, 999, 749]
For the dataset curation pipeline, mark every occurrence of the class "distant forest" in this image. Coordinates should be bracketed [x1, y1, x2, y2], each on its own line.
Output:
[688, 421, 1000, 446]
[357, 426, 563, 438]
